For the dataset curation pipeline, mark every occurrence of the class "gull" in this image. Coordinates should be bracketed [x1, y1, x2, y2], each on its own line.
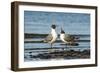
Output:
[60, 28, 79, 46]
[44, 25, 57, 48]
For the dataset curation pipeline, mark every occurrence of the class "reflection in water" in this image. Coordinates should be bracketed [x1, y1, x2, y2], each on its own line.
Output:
[24, 42, 90, 49]
[24, 35, 90, 61]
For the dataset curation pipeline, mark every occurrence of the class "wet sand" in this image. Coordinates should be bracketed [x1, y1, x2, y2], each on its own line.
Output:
[24, 49, 90, 61]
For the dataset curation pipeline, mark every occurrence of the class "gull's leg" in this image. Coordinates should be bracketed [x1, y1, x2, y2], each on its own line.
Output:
[51, 43, 53, 48]
[69, 42, 72, 48]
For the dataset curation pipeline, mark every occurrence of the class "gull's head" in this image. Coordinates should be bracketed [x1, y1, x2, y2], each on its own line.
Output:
[61, 28, 65, 34]
[51, 25, 56, 29]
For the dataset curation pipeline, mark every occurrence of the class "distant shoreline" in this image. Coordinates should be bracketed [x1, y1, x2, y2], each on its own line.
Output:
[24, 33, 90, 38]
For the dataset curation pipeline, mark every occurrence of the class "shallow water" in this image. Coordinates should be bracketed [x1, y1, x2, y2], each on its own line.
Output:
[24, 35, 90, 61]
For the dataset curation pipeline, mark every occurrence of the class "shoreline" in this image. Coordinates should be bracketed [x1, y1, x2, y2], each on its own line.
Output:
[24, 49, 90, 61]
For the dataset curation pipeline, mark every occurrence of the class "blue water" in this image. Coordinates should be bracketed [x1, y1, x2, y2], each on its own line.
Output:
[24, 42, 90, 49]
[24, 11, 90, 61]
[24, 35, 90, 61]
[24, 11, 90, 34]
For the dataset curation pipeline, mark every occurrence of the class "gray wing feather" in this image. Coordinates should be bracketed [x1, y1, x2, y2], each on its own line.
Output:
[64, 34, 75, 42]
[44, 34, 53, 42]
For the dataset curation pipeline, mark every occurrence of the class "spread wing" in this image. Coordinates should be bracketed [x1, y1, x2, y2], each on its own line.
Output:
[44, 34, 53, 42]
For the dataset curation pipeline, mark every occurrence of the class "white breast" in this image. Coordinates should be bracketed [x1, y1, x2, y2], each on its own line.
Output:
[60, 34, 67, 43]
[49, 29, 57, 43]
